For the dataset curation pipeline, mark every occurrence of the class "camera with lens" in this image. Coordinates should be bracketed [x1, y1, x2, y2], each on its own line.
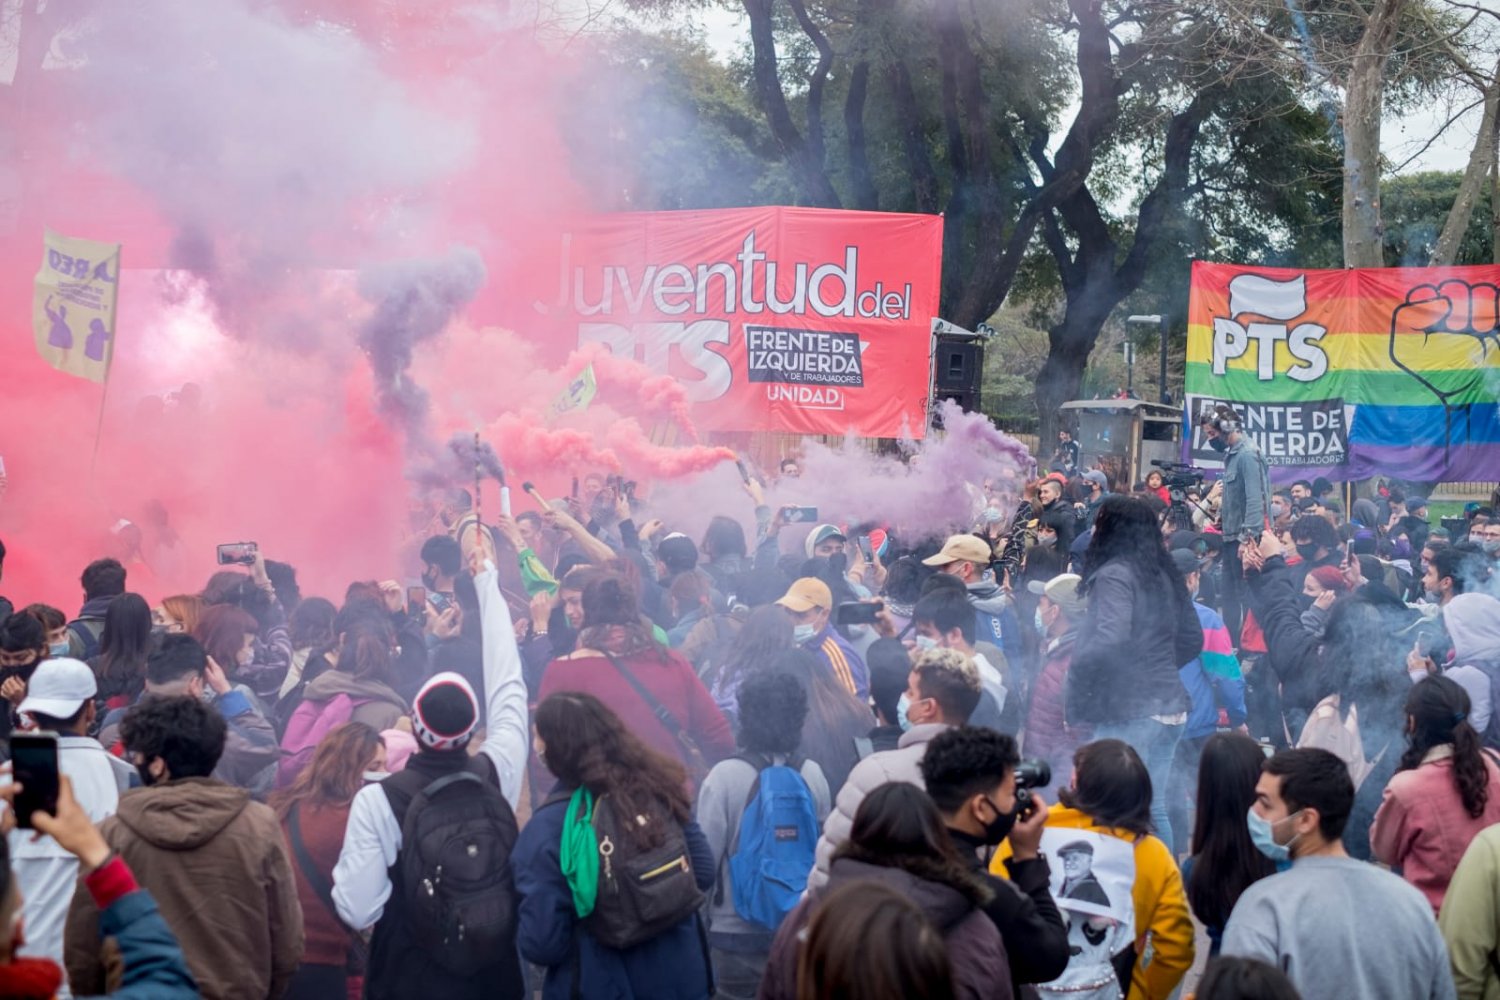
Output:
[1150, 459, 1206, 498]
[1013, 758, 1051, 817]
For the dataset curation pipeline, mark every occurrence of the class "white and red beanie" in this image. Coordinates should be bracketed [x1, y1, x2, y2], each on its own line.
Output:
[411, 671, 479, 751]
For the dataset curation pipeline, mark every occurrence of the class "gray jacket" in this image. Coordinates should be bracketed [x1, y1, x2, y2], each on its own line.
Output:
[697, 754, 831, 943]
[807, 723, 950, 891]
[1220, 435, 1270, 541]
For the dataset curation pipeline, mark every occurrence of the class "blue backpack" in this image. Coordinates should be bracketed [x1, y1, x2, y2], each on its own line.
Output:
[725, 754, 819, 931]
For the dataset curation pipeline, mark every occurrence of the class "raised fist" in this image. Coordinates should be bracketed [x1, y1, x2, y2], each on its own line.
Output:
[1389, 281, 1500, 456]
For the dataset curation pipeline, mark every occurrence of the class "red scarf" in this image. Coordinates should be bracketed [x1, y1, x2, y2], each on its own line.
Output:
[0, 957, 64, 998]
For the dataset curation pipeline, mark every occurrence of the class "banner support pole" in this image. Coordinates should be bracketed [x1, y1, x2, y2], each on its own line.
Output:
[88, 246, 122, 480]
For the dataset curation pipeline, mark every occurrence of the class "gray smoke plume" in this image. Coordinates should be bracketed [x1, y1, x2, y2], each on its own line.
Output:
[450, 433, 508, 485]
[357, 248, 487, 455]
[68, 0, 472, 344]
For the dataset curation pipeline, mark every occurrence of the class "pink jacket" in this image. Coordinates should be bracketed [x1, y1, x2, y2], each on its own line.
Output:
[1370, 746, 1500, 913]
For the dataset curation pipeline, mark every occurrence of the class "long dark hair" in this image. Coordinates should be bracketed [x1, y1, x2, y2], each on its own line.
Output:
[770, 648, 873, 792]
[97, 593, 154, 695]
[702, 516, 747, 561]
[1079, 496, 1186, 605]
[1187, 733, 1276, 929]
[339, 616, 401, 690]
[834, 782, 992, 907]
[796, 880, 954, 1000]
[535, 691, 691, 848]
[713, 604, 794, 689]
[578, 571, 658, 658]
[1196, 956, 1302, 1000]
[1322, 598, 1410, 751]
[288, 597, 337, 652]
[1059, 739, 1154, 837]
[1402, 675, 1491, 818]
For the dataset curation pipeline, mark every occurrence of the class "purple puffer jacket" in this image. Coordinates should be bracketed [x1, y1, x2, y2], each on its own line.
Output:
[1024, 630, 1090, 780]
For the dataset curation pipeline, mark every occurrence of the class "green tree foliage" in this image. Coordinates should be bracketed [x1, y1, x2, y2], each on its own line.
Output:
[556, 27, 794, 210]
[1384, 170, 1494, 266]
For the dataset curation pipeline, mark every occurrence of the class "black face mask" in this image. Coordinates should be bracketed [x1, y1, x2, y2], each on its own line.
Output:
[827, 552, 848, 575]
[1295, 543, 1320, 562]
[135, 761, 161, 787]
[1208, 436, 1228, 453]
[421, 569, 439, 591]
[979, 796, 1018, 846]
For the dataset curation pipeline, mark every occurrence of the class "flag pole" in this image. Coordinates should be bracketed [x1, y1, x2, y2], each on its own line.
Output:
[88, 246, 122, 479]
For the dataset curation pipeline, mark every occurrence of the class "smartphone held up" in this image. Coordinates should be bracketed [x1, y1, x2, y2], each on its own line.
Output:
[11, 733, 60, 830]
[216, 541, 259, 566]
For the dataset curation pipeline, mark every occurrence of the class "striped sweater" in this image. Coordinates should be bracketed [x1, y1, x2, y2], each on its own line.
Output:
[1179, 600, 1247, 739]
[804, 626, 869, 701]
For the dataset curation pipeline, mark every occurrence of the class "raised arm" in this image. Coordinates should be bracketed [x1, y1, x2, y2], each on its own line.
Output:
[543, 507, 616, 566]
[473, 539, 530, 810]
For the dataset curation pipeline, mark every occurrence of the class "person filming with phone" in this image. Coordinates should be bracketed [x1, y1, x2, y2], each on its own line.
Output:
[4, 658, 134, 988]
[0, 775, 198, 998]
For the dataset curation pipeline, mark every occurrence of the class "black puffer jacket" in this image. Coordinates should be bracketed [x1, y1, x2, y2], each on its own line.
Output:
[1067, 560, 1198, 724]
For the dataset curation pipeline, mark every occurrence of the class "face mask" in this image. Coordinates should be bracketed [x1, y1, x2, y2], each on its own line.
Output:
[913, 634, 938, 652]
[1482, 539, 1500, 555]
[1036, 534, 1056, 547]
[1270, 502, 1285, 519]
[983, 506, 1004, 524]
[363, 771, 390, 783]
[979, 797, 1018, 847]
[48, 641, 69, 658]
[1247, 806, 1302, 862]
[828, 552, 848, 575]
[1424, 589, 1440, 604]
[1208, 436, 1228, 453]
[1034, 608, 1047, 633]
[792, 623, 817, 644]
[421, 569, 438, 590]
[1295, 543, 1320, 562]
[237, 647, 255, 669]
[896, 693, 916, 732]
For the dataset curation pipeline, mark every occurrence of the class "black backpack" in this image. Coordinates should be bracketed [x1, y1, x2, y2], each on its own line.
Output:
[395, 765, 519, 975]
[586, 793, 704, 950]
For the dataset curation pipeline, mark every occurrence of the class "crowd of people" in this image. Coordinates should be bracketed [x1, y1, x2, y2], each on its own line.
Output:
[0, 404, 1497, 998]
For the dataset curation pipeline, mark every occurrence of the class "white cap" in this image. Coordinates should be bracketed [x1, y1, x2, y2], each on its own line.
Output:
[19, 658, 97, 721]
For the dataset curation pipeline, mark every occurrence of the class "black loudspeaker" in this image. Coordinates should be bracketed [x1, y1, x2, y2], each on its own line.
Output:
[934, 339, 982, 394]
[932, 337, 983, 416]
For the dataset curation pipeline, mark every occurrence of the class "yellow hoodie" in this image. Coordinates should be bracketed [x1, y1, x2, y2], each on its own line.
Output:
[991, 805, 1194, 1000]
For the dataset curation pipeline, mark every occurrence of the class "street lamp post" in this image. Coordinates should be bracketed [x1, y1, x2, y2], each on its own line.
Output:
[1127, 314, 1167, 404]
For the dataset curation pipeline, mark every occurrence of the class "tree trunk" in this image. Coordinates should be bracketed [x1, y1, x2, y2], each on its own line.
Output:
[844, 61, 878, 210]
[1342, 0, 1406, 268]
[1492, 140, 1500, 264]
[887, 60, 940, 214]
[741, 0, 842, 208]
[1432, 57, 1500, 266]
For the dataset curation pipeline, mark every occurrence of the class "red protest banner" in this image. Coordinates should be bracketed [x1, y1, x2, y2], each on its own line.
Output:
[535, 206, 944, 438]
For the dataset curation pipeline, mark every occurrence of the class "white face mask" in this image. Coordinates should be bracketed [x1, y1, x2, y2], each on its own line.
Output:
[793, 623, 817, 644]
[914, 634, 938, 652]
[362, 771, 390, 783]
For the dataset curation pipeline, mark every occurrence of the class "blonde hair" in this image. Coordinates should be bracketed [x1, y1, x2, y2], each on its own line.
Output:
[912, 647, 980, 692]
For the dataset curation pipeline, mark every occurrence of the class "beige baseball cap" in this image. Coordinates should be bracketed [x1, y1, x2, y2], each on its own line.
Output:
[775, 577, 834, 614]
[921, 534, 993, 568]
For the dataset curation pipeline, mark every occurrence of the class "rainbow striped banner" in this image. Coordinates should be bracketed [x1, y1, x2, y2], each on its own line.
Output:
[1185, 261, 1500, 481]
